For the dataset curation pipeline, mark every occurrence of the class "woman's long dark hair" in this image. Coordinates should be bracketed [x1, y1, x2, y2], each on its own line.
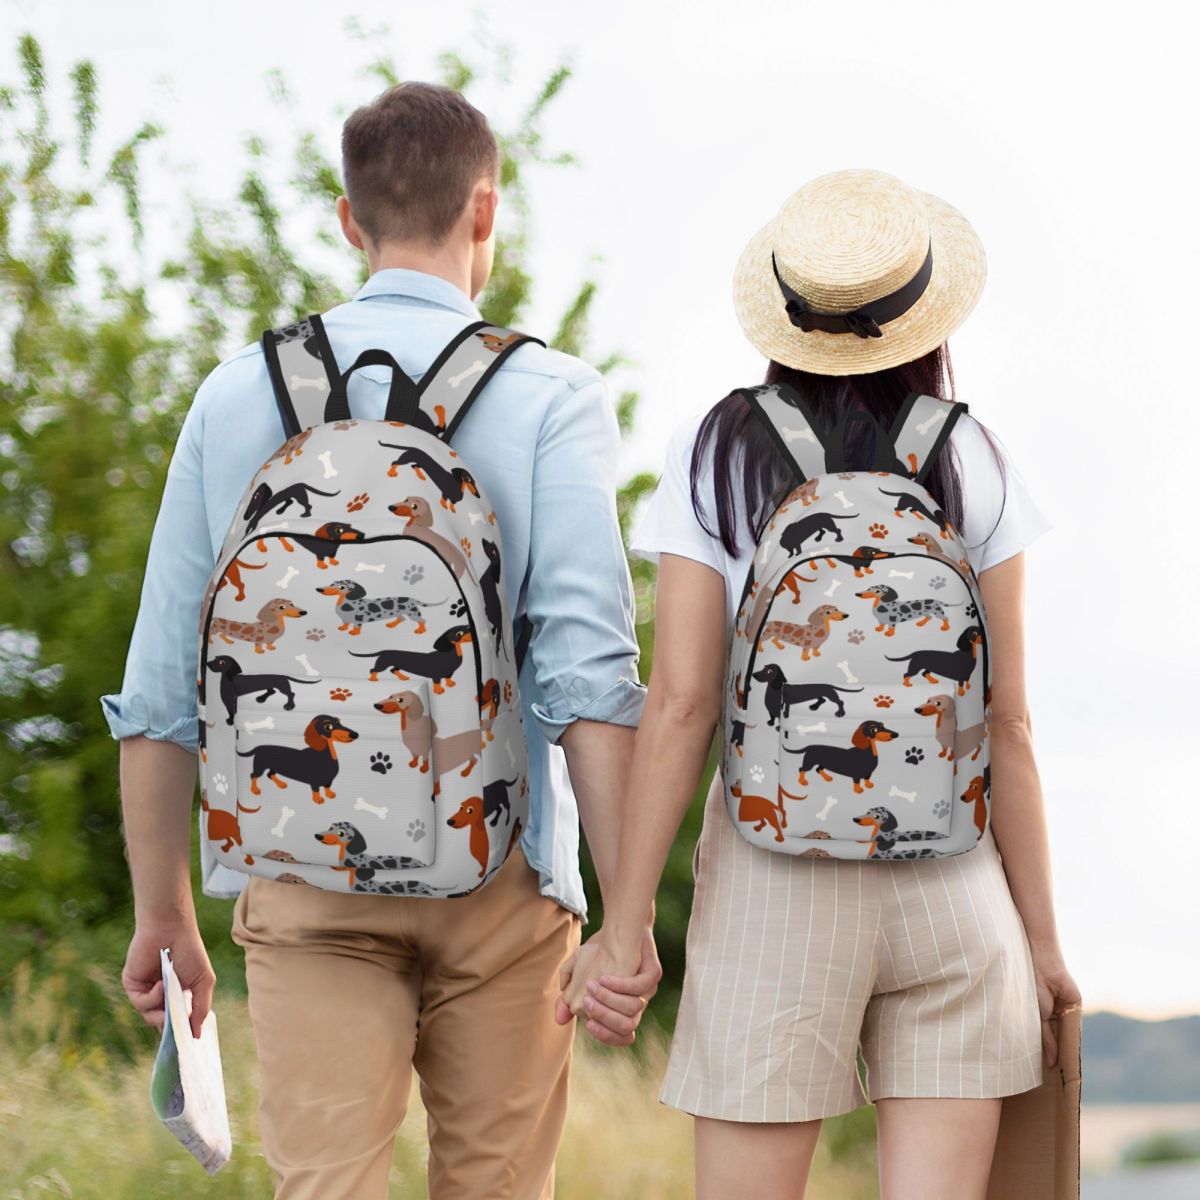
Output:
[690, 344, 1006, 557]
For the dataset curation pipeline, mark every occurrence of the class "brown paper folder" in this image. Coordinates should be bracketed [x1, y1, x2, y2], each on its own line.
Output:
[986, 1007, 1082, 1200]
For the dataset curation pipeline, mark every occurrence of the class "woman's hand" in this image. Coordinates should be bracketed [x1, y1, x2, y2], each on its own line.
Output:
[555, 926, 661, 1047]
[1030, 943, 1082, 1067]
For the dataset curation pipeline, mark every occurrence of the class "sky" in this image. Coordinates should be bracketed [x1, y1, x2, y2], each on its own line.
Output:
[3, 0, 1198, 1017]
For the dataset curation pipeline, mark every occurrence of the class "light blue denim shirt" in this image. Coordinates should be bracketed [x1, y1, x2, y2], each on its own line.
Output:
[100, 268, 646, 918]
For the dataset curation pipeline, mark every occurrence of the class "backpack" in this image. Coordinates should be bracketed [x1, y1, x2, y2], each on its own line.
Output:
[196, 313, 543, 896]
[723, 383, 992, 861]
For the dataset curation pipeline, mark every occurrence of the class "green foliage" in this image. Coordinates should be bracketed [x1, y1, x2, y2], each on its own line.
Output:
[1121, 1130, 1200, 1166]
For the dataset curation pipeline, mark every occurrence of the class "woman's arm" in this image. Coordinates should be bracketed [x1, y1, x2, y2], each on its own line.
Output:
[979, 551, 1082, 1064]
[559, 553, 727, 1024]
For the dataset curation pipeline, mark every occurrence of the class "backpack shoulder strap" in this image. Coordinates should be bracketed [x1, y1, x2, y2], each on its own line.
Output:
[414, 320, 546, 442]
[261, 314, 343, 440]
[888, 393, 969, 484]
[737, 382, 829, 484]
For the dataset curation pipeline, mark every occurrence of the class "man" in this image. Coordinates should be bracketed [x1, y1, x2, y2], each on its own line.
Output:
[104, 81, 660, 1199]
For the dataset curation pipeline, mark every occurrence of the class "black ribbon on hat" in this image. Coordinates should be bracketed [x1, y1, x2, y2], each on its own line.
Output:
[771, 241, 934, 339]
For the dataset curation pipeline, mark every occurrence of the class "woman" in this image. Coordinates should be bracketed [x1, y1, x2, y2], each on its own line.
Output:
[561, 169, 1080, 1198]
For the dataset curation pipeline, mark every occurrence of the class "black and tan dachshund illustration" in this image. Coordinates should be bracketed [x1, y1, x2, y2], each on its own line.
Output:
[388, 495, 472, 580]
[960, 763, 991, 838]
[888, 625, 983, 694]
[379, 443, 480, 511]
[908, 532, 971, 573]
[481, 775, 518, 827]
[200, 790, 259, 864]
[779, 511, 858, 555]
[314, 821, 424, 887]
[209, 598, 306, 654]
[854, 806, 945, 858]
[477, 538, 506, 654]
[879, 489, 956, 539]
[783, 719, 897, 793]
[374, 691, 487, 792]
[758, 605, 847, 660]
[812, 546, 896, 575]
[477, 677, 501, 722]
[217, 556, 265, 602]
[316, 578, 447, 636]
[733, 781, 808, 843]
[243, 480, 340, 532]
[855, 584, 962, 635]
[447, 796, 491, 878]
[478, 330, 522, 352]
[728, 718, 755, 756]
[751, 663, 863, 725]
[349, 625, 473, 691]
[206, 654, 319, 724]
[236, 714, 358, 804]
[913, 693, 987, 761]
[255, 520, 367, 567]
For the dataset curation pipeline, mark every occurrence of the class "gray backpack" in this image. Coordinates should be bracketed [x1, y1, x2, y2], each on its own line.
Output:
[724, 384, 992, 860]
[196, 314, 541, 896]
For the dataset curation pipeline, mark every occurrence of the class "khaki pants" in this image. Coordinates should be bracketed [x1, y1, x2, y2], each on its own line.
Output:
[231, 849, 581, 1199]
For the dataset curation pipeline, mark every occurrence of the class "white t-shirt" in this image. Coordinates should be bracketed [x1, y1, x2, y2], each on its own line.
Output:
[629, 408, 1053, 624]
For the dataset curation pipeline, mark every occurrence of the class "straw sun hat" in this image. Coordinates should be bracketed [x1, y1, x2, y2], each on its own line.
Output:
[732, 168, 986, 376]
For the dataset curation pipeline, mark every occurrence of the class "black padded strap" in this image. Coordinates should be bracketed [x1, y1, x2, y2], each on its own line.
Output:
[890, 395, 970, 484]
[824, 408, 909, 475]
[261, 314, 343, 440]
[414, 321, 545, 443]
[738, 382, 829, 485]
[330, 349, 422, 425]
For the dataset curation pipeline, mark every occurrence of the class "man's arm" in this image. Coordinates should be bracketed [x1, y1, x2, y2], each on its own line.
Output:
[102, 395, 218, 1038]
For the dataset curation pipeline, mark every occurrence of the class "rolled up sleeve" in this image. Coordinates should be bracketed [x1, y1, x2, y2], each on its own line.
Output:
[99, 393, 216, 753]
[524, 374, 646, 743]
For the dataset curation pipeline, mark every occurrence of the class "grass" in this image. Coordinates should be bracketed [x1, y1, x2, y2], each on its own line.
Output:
[0, 969, 880, 1199]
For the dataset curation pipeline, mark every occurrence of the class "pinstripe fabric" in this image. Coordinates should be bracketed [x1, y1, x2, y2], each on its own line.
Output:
[660, 771, 1043, 1122]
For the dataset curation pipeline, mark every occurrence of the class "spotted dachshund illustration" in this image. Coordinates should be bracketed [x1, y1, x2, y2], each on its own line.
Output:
[209, 598, 306, 653]
[854, 806, 946, 858]
[316, 578, 448, 636]
[206, 655, 319, 724]
[855, 584, 962, 636]
[236, 714, 358, 804]
[315, 821, 423, 888]
[758, 605, 847, 660]
[349, 625, 473, 691]
[887, 625, 983, 694]
[751, 663, 862, 725]
[379, 442, 480, 511]
[243, 480, 340, 532]
[783, 719, 897, 792]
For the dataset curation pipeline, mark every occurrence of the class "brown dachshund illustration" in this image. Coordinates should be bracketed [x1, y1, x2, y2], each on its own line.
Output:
[741, 570, 817, 641]
[960, 765, 990, 838]
[913, 694, 987, 761]
[262, 429, 311, 468]
[236, 714, 358, 804]
[217, 557, 265, 602]
[200, 790, 260, 864]
[784, 720, 897, 793]
[373, 691, 487, 793]
[209, 598, 306, 653]
[759, 604, 847, 660]
[388, 495, 472, 580]
[908, 532, 970, 573]
[478, 330, 522, 352]
[732, 782, 805, 843]
[447, 796, 491, 878]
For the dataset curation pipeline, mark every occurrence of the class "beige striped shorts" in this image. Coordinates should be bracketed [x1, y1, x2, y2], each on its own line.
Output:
[660, 771, 1044, 1123]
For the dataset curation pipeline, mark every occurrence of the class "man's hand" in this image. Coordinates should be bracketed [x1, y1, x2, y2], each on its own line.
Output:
[123, 920, 215, 1040]
[555, 926, 662, 1047]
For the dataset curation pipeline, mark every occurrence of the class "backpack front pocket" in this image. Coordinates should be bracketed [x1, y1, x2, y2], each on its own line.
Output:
[228, 698, 437, 872]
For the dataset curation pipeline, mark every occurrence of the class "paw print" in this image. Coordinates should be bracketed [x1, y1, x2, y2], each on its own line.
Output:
[333, 420, 358, 431]
[329, 687, 352, 702]
[403, 563, 424, 585]
[838, 472, 855, 480]
[868, 522, 889, 539]
[847, 629, 865, 645]
[749, 764, 765, 784]
[965, 602, 979, 619]
[929, 575, 947, 591]
[407, 818, 426, 843]
[306, 628, 326, 642]
[460, 536, 473, 558]
[905, 746, 925, 765]
[502, 680, 513, 704]
[346, 492, 370, 512]
[873, 694, 894, 708]
[932, 797, 951, 820]
[449, 598, 467, 618]
[212, 772, 228, 796]
[370, 752, 392, 775]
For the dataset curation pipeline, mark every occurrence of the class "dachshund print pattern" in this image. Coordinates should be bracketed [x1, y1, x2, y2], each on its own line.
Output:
[724, 387, 992, 860]
[196, 323, 529, 897]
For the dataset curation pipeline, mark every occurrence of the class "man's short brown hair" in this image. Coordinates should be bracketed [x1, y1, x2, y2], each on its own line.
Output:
[341, 82, 499, 247]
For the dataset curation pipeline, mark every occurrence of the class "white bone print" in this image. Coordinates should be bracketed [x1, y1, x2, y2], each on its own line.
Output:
[781, 425, 817, 444]
[242, 716, 275, 734]
[354, 797, 389, 819]
[888, 569, 914, 579]
[271, 807, 296, 838]
[833, 489, 855, 510]
[355, 562, 386, 573]
[836, 660, 859, 685]
[916, 408, 948, 436]
[448, 360, 486, 388]
[824, 578, 842, 598]
[793, 721, 827, 734]
[317, 450, 337, 479]
[275, 565, 299, 589]
[293, 653, 320, 678]
[888, 785, 918, 804]
[289, 374, 329, 392]
[816, 796, 839, 820]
